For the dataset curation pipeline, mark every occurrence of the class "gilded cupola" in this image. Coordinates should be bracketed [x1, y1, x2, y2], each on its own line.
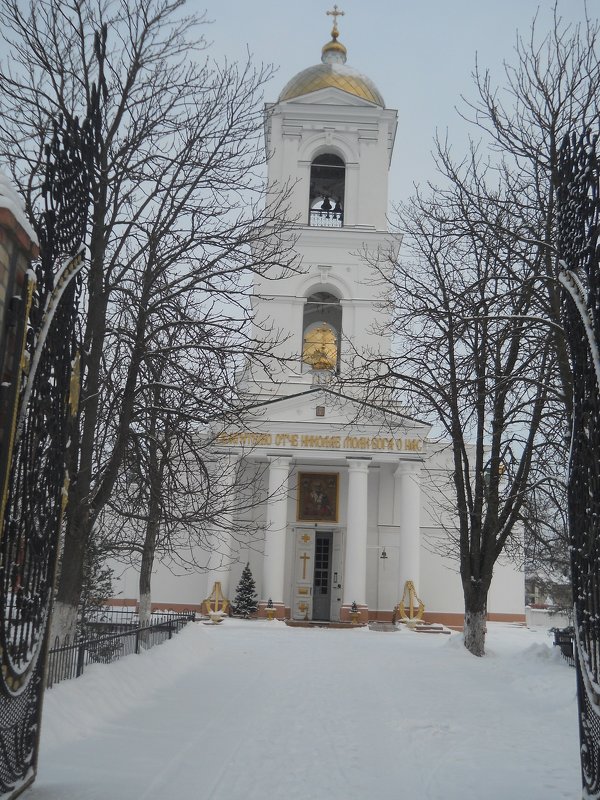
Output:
[278, 6, 385, 107]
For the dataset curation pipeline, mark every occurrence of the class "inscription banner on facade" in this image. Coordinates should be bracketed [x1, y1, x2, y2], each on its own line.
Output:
[215, 430, 424, 453]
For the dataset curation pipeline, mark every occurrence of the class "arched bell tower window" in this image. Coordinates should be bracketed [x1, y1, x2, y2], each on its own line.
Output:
[309, 154, 345, 228]
[302, 292, 342, 372]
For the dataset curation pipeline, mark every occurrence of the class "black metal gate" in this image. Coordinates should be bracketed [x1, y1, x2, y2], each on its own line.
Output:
[557, 128, 600, 798]
[0, 112, 92, 798]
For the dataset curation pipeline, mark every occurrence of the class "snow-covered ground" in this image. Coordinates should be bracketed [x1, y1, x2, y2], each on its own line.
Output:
[28, 621, 579, 800]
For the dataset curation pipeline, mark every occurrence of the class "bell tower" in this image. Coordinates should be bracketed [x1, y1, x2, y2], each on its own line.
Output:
[246, 8, 399, 398]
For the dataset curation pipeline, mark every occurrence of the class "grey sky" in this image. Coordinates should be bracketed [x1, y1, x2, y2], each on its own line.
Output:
[195, 0, 594, 208]
[0, 1, 593, 208]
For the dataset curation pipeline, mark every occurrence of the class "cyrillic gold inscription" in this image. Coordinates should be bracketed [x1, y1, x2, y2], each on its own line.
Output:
[216, 431, 424, 453]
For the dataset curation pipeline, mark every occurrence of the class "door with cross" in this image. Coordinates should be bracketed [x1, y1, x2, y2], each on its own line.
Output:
[292, 530, 315, 620]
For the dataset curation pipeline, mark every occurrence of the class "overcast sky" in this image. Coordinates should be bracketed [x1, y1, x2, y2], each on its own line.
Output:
[194, 0, 594, 208]
[1, 2, 593, 208]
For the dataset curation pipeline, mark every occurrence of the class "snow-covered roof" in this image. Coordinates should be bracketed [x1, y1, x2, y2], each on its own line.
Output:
[0, 170, 38, 247]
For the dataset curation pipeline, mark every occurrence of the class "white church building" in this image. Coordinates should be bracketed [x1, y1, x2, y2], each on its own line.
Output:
[111, 13, 525, 627]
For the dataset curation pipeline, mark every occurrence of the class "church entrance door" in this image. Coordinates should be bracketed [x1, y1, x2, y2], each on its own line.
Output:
[292, 529, 343, 621]
[312, 531, 332, 620]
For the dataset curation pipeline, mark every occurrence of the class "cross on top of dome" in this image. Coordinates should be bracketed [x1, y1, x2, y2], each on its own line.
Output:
[278, 5, 385, 107]
[322, 5, 347, 65]
[326, 5, 345, 39]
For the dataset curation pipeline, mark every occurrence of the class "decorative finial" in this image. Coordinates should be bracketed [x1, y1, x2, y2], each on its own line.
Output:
[322, 4, 347, 65]
[326, 5, 345, 40]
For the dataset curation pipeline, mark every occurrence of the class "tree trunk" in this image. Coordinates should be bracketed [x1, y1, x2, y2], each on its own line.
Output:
[463, 589, 488, 657]
[49, 600, 78, 646]
[138, 385, 164, 630]
[51, 178, 110, 643]
[50, 496, 90, 642]
[464, 608, 487, 657]
[138, 591, 152, 632]
[138, 519, 159, 629]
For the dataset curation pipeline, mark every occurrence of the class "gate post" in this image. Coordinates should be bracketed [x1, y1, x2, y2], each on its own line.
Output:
[0, 176, 40, 800]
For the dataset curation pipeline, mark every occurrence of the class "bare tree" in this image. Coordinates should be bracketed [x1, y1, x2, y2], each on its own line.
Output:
[522, 476, 571, 614]
[451, 5, 600, 412]
[358, 179, 556, 655]
[98, 311, 269, 626]
[0, 0, 296, 639]
[351, 6, 600, 656]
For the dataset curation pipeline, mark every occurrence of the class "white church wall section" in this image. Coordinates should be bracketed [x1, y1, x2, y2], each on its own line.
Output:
[265, 97, 397, 230]
[487, 547, 527, 616]
[248, 226, 398, 396]
[108, 551, 210, 612]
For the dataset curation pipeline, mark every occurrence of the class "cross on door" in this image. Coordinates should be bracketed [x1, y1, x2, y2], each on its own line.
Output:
[300, 552, 311, 579]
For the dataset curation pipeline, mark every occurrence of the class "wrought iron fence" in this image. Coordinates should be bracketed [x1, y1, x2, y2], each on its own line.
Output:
[0, 110, 95, 800]
[46, 611, 195, 688]
[552, 627, 575, 668]
[82, 607, 192, 631]
[557, 127, 600, 798]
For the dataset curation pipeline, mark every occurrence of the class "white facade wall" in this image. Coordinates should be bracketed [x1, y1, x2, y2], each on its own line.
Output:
[110, 434, 525, 622]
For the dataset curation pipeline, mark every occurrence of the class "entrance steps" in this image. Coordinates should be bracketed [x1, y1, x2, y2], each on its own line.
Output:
[369, 621, 452, 634]
[406, 622, 452, 635]
[368, 622, 396, 632]
[283, 620, 452, 633]
[285, 619, 366, 629]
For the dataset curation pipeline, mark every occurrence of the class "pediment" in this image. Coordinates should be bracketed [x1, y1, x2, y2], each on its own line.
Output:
[283, 87, 379, 108]
[212, 389, 430, 459]
[215, 388, 428, 434]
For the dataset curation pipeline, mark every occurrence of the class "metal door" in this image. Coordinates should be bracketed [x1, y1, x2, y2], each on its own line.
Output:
[312, 531, 332, 620]
[330, 531, 343, 621]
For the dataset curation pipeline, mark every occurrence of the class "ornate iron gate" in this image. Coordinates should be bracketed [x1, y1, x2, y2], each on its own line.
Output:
[0, 113, 92, 798]
[557, 128, 600, 798]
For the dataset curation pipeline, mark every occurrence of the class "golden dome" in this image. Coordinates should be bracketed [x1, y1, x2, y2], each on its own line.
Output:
[322, 38, 347, 59]
[279, 13, 384, 108]
[279, 63, 384, 107]
[302, 323, 338, 371]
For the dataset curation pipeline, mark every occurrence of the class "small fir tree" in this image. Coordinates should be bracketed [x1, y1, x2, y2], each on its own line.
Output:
[76, 534, 115, 639]
[234, 563, 258, 618]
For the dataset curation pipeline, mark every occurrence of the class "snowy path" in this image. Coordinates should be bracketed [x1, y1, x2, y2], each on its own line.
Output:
[28, 621, 579, 800]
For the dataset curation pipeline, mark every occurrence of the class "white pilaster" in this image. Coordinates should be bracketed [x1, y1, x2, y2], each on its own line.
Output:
[263, 456, 293, 605]
[205, 453, 240, 600]
[344, 162, 359, 226]
[343, 458, 371, 609]
[394, 461, 422, 595]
